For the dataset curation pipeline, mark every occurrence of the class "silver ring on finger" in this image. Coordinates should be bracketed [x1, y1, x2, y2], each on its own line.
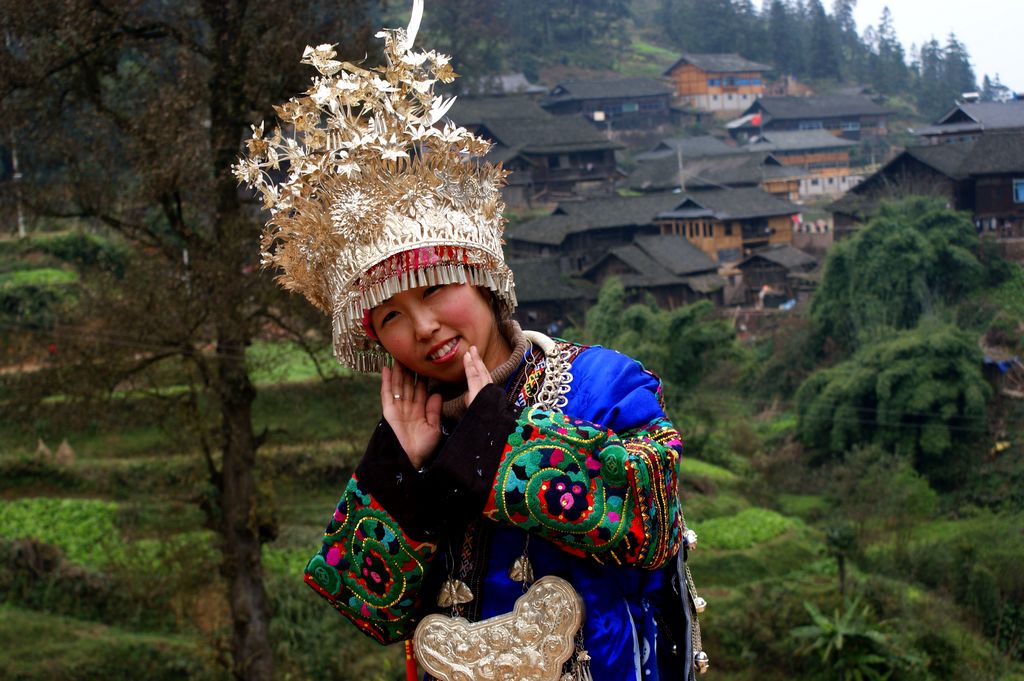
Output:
[393, 393, 402, 400]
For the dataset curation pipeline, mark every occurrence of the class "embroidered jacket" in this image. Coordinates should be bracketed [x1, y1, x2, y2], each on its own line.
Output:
[305, 341, 684, 677]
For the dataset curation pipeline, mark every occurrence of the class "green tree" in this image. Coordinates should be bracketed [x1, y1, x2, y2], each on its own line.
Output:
[811, 198, 985, 349]
[0, 2, 378, 679]
[943, 33, 978, 97]
[769, 0, 806, 75]
[807, 0, 840, 79]
[870, 7, 910, 93]
[582, 278, 735, 393]
[795, 321, 990, 484]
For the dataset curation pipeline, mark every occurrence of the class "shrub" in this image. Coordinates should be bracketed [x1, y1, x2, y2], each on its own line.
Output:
[695, 508, 801, 550]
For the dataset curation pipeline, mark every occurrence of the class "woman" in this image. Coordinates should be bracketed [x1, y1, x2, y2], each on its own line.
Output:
[235, 2, 704, 678]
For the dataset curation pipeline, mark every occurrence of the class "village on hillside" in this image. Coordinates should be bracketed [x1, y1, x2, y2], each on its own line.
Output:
[446, 57, 1024, 332]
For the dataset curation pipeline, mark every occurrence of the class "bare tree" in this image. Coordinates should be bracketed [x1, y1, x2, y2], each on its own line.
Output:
[0, 2, 378, 679]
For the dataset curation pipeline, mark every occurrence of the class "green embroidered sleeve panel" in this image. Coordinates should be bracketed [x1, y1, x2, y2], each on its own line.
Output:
[303, 472, 438, 644]
[303, 420, 442, 644]
[302, 391, 518, 644]
[481, 407, 683, 569]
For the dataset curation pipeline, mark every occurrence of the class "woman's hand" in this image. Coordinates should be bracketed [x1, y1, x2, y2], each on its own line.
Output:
[381, 362, 442, 470]
[463, 345, 492, 407]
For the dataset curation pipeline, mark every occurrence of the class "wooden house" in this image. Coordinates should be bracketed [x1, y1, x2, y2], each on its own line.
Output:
[507, 257, 594, 329]
[745, 130, 862, 198]
[963, 131, 1024, 239]
[829, 143, 972, 236]
[829, 130, 1024, 242]
[581, 235, 726, 307]
[505, 193, 683, 272]
[663, 53, 772, 113]
[541, 78, 673, 131]
[736, 244, 817, 303]
[654, 187, 800, 262]
[913, 100, 1024, 145]
[727, 95, 890, 141]
[449, 96, 621, 207]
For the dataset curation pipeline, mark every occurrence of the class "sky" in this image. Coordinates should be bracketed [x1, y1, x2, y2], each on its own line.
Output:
[851, 0, 1023, 93]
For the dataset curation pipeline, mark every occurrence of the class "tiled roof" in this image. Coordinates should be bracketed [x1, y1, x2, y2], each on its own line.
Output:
[507, 258, 594, 303]
[449, 95, 550, 124]
[935, 100, 1024, 128]
[476, 116, 620, 154]
[739, 244, 817, 270]
[657, 186, 799, 221]
[903, 143, 976, 179]
[634, 135, 741, 162]
[506, 193, 683, 246]
[584, 239, 724, 290]
[745, 95, 890, 120]
[633, 234, 718, 275]
[628, 152, 799, 192]
[960, 131, 1024, 175]
[664, 53, 772, 75]
[746, 130, 857, 152]
[542, 77, 673, 104]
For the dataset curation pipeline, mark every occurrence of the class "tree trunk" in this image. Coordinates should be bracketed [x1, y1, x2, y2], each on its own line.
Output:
[204, 2, 274, 677]
[215, 335, 273, 681]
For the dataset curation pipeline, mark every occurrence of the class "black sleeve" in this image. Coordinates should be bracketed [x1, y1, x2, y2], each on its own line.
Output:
[355, 384, 519, 539]
[423, 384, 520, 520]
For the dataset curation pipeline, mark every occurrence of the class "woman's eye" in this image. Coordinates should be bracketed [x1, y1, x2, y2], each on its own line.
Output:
[379, 310, 398, 326]
[424, 285, 445, 297]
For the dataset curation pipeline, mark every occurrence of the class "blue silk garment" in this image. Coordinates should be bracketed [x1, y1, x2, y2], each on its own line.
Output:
[479, 346, 681, 680]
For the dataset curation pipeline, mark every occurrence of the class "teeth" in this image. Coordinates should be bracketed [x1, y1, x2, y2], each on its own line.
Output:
[429, 338, 458, 361]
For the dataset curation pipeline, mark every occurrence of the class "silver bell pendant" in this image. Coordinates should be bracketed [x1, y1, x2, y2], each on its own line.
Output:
[694, 651, 710, 674]
[694, 596, 707, 613]
[683, 529, 698, 550]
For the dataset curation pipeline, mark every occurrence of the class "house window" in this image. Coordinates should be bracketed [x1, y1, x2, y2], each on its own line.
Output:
[724, 77, 736, 86]
[1015, 179, 1024, 203]
[622, 102, 640, 113]
[707, 78, 721, 87]
[799, 120, 823, 130]
[724, 224, 733, 236]
[841, 121, 861, 131]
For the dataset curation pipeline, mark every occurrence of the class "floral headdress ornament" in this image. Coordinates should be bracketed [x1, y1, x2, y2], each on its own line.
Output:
[234, 0, 514, 371]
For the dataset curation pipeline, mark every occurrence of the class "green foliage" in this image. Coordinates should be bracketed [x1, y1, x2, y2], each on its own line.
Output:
[681, 457, 738, 483]
[0, 267, 79, 328]
[745, 317, 821, 398]
[989, 263, 1024, 319]
[12, 231, 129, 275]
[246, 340, 350, 385]
[582, 278, 736, 393]
[777, 494, 829, 521]
[268, 574, 404, 680]
[0, 606, 225, 681]
[0, 268, 79, 287]
[795, 321, 990, 483]
[811, 198, 987, 350]
[790, 597, 913, 681]
[0, 498, 121, 568]
[695, 507, 801, 550]
[824, 446, 939, 531]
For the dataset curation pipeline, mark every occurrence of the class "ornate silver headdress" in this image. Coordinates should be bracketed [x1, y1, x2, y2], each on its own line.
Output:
[234, 0, 515, 371]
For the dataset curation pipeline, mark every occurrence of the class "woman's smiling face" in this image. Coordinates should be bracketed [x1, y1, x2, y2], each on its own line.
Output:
[369, 284, 510, 383]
